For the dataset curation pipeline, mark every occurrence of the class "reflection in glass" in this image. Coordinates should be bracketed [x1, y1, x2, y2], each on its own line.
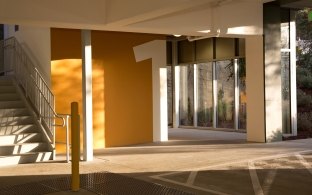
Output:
[167, 66, 173, 126]
[281, 22, 290, 49]
[239, 58, 247, 130]
[216, 60, 234, 128]
[197, 63, 213, 127]
[281, 52, 291, 134]
[179, 65, 194, 126]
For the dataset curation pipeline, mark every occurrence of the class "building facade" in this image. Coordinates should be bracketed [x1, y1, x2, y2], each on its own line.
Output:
[0, 0, 312, 160]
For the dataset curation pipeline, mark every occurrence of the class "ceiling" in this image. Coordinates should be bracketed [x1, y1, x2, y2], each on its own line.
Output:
[281, 0, 312, 9]
[0, 0, 281, 36]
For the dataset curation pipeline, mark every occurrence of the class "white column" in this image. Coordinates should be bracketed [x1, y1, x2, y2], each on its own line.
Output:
[290, 20, 297, 136]
[174, 66, 180, 128]
[133, 40, 168, 142]
[234, 59, 239, 130]
[193, 64, 198, 127]
[172, 41, 180, 128]
[81, 30, 93, 161]
[212, 62, 217, 128]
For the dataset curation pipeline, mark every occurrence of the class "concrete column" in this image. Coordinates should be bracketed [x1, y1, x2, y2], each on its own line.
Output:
[81, 30, 93, 161]
[290, 11, 297, 136]
[133, 40, 168, 142]
[174, 66, 180, 128]
[264, 4, 283, 141]
[172, 41, 180, 128]
[246, 35, 265, 142]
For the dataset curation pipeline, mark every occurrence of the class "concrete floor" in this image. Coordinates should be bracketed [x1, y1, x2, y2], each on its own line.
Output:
[0, 128, 312, 194]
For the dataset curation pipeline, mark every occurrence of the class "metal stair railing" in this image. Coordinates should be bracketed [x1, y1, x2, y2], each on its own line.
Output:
[0, 37, 67, 155]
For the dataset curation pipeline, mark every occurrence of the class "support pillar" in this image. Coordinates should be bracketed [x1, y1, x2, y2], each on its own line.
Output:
[81, 30, 93, 161]
[172, 41, 180, 128]
[264, 4, 283, 141]
[133, 40, 168, 142]
[246, 36, 265, 142]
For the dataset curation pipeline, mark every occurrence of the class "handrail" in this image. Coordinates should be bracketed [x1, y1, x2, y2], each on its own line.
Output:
[0, 37, 68, 157]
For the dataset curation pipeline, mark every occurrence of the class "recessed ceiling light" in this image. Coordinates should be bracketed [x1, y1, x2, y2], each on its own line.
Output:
[173, 34, 182, 37]
[197, 30, 211, 33]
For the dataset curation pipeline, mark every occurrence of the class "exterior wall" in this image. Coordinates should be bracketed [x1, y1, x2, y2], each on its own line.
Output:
[4, 25, 51, 85]
[51, 28, 165, 151]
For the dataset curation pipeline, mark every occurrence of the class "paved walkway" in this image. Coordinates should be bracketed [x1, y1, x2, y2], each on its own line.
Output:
[0, 128, 311, 194]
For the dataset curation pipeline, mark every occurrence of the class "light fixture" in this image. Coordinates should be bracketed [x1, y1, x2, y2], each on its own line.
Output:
[197, 30, 211, 34]
[187, 29, 221, 42]
[173, 34, 182, 37]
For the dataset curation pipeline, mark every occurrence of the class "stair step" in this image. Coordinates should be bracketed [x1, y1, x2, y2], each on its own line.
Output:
[0, 78, 54, 165]
[0, 142, 49, 155]
[0, 133, 42, 146]
[0, 152, 53, 166]
[0, 124, 37, 135]
[0, 86, 15, 93]
[0, 101, 25, 109]
[0, 79, 13, 86]
[0, 93, 20, 101]
[0, 108, 30, 117]
[0, 116, 35, 126]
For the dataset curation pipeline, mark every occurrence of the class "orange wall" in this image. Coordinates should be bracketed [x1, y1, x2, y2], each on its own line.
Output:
[51, 28, 164, 151]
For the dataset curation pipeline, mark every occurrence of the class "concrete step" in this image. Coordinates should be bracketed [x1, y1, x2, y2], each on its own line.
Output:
[0, 133, 42, 146]
[0, 101, 25, 109]
[0, 93, 20, 101]
[0, 86, 15, 93]
[0, 142, 49, 156]
[0, 108, 30, 117]
[0, 124, 37, 135]
[0, 152, 53, 166]
[0, 116, 35, 126]
[0, 79, 13, 86]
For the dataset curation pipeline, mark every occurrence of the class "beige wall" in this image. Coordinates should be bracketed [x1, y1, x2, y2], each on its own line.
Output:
[246, 35, 265, 142]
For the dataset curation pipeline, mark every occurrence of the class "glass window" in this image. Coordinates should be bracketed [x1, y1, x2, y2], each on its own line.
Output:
[167, 66, 173, 126]
[281, 22, 290, 49]
[296, 8, 312, 138]
[216, 60, 235, 129]
[238, 58, 247, 130]
[179, 65, 194, 126]
[281, 52, 291, 134]
[197, 63, 213, 127]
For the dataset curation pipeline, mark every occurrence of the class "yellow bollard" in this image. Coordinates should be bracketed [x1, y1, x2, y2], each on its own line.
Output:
[71, 102, 80, 191]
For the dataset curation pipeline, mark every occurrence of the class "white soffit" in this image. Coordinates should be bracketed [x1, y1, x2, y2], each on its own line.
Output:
[127, 1, 264, 36]
[0, 0, 272, 35]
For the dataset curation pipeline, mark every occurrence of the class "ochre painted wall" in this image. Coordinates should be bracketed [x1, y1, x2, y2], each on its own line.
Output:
[51, 28, 164, 151]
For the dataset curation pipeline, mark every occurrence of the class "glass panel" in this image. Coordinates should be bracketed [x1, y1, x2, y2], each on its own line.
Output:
[281, 52, 291, 134]
[179, 65, 194, 126]
[167, 66, 173, 126]
[216, 60, 234, 128]
[296, 8, 312, 138]
[197, 63, 213, 127]
[238, 58, 247, 130]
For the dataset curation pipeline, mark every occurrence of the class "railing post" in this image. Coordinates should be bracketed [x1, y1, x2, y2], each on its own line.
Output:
[66, 115, 70, 163]
[71, 102, 80, 192]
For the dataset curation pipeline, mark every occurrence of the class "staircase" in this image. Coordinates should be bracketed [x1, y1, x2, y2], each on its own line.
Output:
[0, 77, 53, 166]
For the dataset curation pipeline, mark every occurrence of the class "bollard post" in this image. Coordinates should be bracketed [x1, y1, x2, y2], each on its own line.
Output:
[71, 102, 80, 191]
